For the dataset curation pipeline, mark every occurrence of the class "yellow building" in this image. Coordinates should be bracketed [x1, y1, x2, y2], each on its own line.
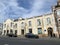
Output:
[2, 0, 60, 38]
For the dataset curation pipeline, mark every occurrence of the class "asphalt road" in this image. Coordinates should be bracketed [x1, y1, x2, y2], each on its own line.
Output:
[0, 36, 60, 45]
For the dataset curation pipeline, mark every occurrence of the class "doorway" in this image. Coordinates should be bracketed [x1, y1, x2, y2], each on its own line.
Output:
[21, 29, 24, 35]
[29, 29, 32, 33]
[7, 30, 9, 34]
[48, 27, 53, 37]
[15, 30, 17, 35]
[10, 29, 13, 34]
[4, 30, 6, 35]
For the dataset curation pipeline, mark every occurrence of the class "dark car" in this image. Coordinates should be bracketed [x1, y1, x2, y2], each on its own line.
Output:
[7, 34, 17, 37]
[12, 34, 17, 37]
[25, 33, 39, 38]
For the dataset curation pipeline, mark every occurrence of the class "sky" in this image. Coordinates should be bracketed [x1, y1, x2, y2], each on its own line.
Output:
[0, 0, 57, 23]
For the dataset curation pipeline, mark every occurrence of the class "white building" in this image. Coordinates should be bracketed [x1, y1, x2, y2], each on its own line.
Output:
[2, 0, 60, 38]
[0, 23, 3, 35]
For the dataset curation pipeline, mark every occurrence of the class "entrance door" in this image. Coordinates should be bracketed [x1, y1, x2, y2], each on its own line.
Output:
[10, 29, 13, 34]
[48, 27, 53, 37]
[7, 30, 9, 34]
[21, 29, 24, 35]
[15, 30, 17, 35]
[29, 29, 32, 33]
[4, 30, 6, 35]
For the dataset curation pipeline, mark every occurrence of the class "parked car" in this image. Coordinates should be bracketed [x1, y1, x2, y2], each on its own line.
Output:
[25, 33, 39, 38]
[12, 34, 17, 37]
[7, 34, 17, 37]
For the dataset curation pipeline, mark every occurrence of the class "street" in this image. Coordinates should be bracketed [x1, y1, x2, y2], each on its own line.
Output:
[0, 36, 60, 45]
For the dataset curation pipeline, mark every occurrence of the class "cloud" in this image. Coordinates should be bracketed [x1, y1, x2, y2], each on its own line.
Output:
[0, 0, 57, 23]
[0, 0, 28, 22]
[23, 0, 57, 18]
[17, 0, 34, 9]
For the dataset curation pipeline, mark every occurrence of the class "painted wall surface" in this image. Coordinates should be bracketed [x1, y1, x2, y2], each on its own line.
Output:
[2, 13, 58, 36]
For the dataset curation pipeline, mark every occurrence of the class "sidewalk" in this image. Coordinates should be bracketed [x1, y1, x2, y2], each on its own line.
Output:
[38, 37, 60, 40]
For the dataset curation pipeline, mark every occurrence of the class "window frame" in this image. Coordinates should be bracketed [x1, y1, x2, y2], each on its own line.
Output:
[38, 28, 42, 34]
[47, 17, 51, 25]
[29, 21, 32, 26]
[37, 19, 41, 26]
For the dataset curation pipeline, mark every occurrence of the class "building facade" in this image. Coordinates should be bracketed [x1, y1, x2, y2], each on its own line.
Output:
[2, 14, 58, 37]
[53, 0, 60, 38]
[2, 0, 60, 37]
[0, 23, 3, 35]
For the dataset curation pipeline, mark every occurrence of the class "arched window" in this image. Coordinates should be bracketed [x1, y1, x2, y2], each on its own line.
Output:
[21, 22, 25, 28]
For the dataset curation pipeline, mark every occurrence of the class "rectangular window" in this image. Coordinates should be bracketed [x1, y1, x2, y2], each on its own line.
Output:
[37, 19, 41, 26]
[38, 28, 42, 34]
[7, 25, 9, 29]
[4, 24, 6, 28]
[14, 23, 17, 28]
[11, 22, 13, 27]
[29, 21, 31, 26]
[47, 18, 51, 25]
[4, 30, 6, 35]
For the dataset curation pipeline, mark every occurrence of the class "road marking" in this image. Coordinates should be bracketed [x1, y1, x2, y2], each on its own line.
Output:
[4, 44, 9, 45]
